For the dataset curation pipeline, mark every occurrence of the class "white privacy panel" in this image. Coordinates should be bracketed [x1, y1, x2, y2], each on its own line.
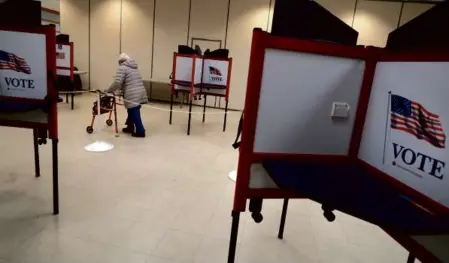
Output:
[0, 30, 47, 100]
[56, 44, 71, 69]
[200, 59, 229, 96]
[173, 56, 202, 92]
[253, 49, 365, 155]
[358, 62, 449, 208]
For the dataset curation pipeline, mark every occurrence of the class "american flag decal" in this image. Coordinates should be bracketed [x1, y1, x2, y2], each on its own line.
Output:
[0, 50, 32, 74]
[56, 52, 65, 59]
[390, 94, 446, 149]
[209, 66, 222, 76]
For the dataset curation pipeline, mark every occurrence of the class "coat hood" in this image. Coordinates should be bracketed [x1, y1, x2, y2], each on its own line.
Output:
[118, 53, 138, 69]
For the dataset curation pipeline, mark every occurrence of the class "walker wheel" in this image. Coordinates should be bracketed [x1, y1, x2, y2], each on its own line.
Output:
[38, 138, 47, 145]
[86, 126, 94, 134]
[106, 119, 113, 126]
[251, 213, 263, 223]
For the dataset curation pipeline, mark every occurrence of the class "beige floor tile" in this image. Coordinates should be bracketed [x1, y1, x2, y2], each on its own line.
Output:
[194, 237, 232, 263]
[0, 95, 421, 263]
[152, 229, 203, 261]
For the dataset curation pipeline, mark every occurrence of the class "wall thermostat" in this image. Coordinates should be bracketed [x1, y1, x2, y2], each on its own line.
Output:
[331, 102, 350, 119]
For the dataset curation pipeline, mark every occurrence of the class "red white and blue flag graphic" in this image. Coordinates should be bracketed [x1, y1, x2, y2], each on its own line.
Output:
[0, 50, 31, 74]
[209, 66, 222, 76]
[391, 94, 446, 149]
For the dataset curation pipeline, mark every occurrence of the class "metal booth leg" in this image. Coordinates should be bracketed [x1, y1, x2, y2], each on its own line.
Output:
[223, 100, 229, 132]
[113, 99, 119, 135]
[407, 254, 416, 263]
[52, 138, 59, 215]
[33, 129, 40, 178]
[278, 198, 289, 239]
[227, 211, 241, 263]
[187, 99, 193, 135]
[65, 93, 69, 103]
[169, 93, 174, 125]
[202, 95, 207, 123]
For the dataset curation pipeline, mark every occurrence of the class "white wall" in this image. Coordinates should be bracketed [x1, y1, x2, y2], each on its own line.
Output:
[60, 0, 89, 87]
[90, 0, 121, 91]
[40, 0, 60, 11]
[227, 0, 271, 109]
[61, 0, 435, 110]
[152, 0, 190, 82]
[121, 0, 154, 80]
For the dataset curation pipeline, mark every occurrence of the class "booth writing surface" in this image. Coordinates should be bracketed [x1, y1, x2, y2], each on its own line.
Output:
[253, 49, 365, 155]
[56, 69, 70, 77]
[0, 30, 47, 100]
[359, 62, 449, 208]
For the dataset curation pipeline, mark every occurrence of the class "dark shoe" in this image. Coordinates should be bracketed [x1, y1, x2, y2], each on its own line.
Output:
[122, 126, 134, 134]
[132, 132, 146, 138]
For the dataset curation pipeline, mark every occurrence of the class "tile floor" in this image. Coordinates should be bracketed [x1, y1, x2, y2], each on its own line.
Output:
[0, 94, 416, 263]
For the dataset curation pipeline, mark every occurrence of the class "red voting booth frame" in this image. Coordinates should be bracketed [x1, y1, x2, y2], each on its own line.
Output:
[169, 53, 233, 135]
[0, 25, 60, 215]
[227, 29, 449, 263]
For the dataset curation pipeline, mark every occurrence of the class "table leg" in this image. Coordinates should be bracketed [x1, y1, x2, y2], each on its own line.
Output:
[278, 198, 289, 239]
[71, 93, 75, 110]
[227, 211, 241, 263]
[202, 95, 207, 123]
[223, 100, 229, 132]
[52, 138, 59, 215]
[407, 253, 416, 263]
[169, 93, 174, 125]
[187, 99, 193, 135]
[33, 129, 40, 178]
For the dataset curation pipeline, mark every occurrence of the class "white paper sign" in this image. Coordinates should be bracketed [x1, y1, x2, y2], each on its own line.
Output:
[201, 59, 229, 86]
[56, 43, 71, 69]
[0, 30, 47, 100]
[359, 62, 449, 208]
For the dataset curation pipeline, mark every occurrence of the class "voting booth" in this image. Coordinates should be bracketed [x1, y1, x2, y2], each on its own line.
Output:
[0, 25, 60, 215]
[227, 29, 449, 263]
[170, 52, 232, 135]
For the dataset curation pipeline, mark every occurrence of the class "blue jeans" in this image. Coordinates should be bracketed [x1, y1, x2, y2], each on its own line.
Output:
[126, 105, 145, 134]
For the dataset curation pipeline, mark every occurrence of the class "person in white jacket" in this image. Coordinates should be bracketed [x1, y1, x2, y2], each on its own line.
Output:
[107, 53, 148, 137]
